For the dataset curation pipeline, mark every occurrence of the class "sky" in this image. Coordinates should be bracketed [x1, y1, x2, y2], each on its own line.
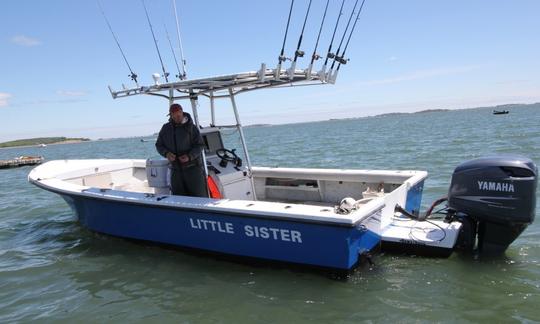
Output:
[1, 0, 539, 142]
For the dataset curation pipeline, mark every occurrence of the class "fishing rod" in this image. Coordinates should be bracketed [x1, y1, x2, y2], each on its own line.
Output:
[307, 0, 330, 78]
[164, 24, 183, 81]
[328, 0, 360, 72]
[334, 0, 366, 76]
[172, 0, 187, 80]
[275, 0, 295, 79]
[141, 0, 169, 83]
[319, 0, 345, 80]
[289, 0, 313, 79]
[96, 0, 138, 84]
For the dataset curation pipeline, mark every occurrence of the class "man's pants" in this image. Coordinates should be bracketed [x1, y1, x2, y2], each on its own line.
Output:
[170, 166, 208, 197]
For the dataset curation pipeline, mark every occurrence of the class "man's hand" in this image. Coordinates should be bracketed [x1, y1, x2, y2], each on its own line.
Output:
[179, 154, 190, 163]
[166, 152, 176, 162]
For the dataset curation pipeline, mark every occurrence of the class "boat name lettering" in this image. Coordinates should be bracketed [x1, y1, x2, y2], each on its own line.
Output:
[244, 225, 302, 243]
[189, 218, 235, 234]
[477, 181, 514, 193]
[188, 218, 302, 243]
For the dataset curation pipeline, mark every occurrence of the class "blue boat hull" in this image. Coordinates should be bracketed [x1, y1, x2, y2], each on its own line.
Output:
[60, 193, 381, 270]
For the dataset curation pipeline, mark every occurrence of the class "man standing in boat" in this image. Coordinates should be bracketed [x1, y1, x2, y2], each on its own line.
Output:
[156, 103, 208, 197]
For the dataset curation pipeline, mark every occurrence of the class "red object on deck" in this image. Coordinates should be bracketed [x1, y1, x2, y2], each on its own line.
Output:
[207, 176, 222, 199]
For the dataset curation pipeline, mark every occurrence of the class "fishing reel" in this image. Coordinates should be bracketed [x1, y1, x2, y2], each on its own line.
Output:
[278, 55, 292, 63]
[295, 50, 305, 58]
[129, 72, 138, 83]
[335, 56, 349, 64]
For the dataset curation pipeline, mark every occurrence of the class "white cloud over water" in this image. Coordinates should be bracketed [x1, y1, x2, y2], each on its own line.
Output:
[0, 93, 12, 107]
[11, 35, 42, 47]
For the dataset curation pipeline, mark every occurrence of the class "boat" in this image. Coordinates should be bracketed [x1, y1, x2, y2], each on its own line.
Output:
[28, 67, 538, 270]
[28, 2, 537, 271]
[1, 156, 44, 169]
[493, 110, 509, 115]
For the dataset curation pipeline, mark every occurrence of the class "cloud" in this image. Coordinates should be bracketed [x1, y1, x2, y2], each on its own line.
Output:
[11, 35, 42, 47]
[0, 93, 12, 107]
[56, 90, 87, 97]
[358, 65, 484, 86]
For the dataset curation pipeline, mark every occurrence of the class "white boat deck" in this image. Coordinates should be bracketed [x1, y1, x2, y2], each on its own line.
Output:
[28, 159, 427, 227]
[381, 215, 462, 249]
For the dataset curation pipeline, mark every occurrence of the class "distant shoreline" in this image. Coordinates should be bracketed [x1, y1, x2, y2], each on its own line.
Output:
[2, 102, 537, 144]
[0, 139, 89, 150]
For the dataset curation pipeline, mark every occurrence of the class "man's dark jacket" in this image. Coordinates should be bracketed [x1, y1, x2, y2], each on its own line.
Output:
[155, 112, 204, 170]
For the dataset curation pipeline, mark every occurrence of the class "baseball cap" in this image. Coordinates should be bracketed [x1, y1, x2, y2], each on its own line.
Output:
[168, 103, 183, 115]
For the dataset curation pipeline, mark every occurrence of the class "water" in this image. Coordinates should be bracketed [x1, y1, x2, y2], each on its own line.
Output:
[1, 104, 539, 322]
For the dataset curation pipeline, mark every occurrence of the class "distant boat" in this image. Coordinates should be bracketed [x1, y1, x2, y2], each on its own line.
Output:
[38, 143, 47, 147]
[493, 110, 509, 115]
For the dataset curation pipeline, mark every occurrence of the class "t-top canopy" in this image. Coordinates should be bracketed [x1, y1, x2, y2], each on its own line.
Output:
[108, 64, 337, 100]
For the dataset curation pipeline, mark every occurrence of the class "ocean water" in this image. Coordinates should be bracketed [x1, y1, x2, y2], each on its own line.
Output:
[1, 104, 539, 322]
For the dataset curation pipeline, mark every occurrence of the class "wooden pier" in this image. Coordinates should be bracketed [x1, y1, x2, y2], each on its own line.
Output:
[0, 156, 44, 169]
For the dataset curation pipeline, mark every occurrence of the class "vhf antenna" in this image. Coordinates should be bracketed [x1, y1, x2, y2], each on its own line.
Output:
[172, 0, 187, 80]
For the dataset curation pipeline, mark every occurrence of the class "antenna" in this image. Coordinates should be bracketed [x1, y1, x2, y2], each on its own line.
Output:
[172, 0, 187, 80]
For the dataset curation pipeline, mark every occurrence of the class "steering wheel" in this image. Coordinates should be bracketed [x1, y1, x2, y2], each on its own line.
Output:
[216, 148, 242, 168]
[216, 148, 238, 162]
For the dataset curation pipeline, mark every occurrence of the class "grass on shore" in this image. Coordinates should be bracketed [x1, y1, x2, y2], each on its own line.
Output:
[0, 137, 90, 148]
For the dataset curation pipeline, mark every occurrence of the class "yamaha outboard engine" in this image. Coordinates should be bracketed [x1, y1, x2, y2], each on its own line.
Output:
[448, 155, 537, 254]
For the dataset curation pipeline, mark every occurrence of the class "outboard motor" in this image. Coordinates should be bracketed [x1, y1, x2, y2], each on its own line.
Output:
[448, 155, 537, 254]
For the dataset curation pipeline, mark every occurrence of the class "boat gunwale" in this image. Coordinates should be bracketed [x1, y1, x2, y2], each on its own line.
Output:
[29, 176, 386, 228]
[28, 159, 427, 227]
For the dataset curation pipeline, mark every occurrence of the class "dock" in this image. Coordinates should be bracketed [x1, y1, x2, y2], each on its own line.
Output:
[0, 156, 44, 169]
